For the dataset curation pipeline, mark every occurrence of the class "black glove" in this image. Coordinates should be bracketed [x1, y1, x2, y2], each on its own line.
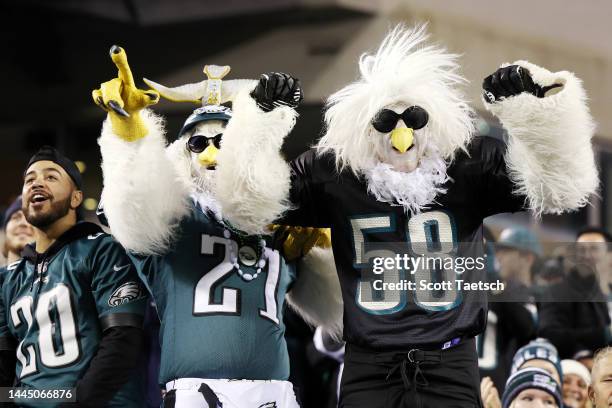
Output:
[482, 65, 561, 103]
[251, 72, 303, 112]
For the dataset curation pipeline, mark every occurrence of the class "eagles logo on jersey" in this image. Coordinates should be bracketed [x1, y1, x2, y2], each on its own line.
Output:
[108, 281, 144, 307]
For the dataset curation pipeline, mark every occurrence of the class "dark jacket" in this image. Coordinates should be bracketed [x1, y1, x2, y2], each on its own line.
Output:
[538, 269, 610, 358]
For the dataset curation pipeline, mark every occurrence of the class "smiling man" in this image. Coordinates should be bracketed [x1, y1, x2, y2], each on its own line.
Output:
[0, 146, 147, 407]
[589, 347, 612, 408]
[2, 196, 35, 264]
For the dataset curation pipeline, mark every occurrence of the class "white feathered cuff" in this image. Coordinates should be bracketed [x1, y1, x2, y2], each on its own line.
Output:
[287, 247, 344, 341]
[483, 60, 598, 216]
[215, 85, 297, 234]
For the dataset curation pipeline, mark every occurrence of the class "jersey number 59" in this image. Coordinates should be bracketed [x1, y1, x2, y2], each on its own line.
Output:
[351, 211, 461, 314]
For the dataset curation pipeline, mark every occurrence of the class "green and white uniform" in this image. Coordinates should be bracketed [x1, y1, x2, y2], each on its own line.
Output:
[129, 199, 297, 385]
[0, 222, 146, 407]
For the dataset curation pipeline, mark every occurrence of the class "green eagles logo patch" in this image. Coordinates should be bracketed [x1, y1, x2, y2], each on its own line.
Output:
[108, 281, 143, 306]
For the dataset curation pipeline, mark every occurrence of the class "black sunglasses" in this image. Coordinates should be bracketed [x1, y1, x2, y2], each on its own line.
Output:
[187, 134, 223, 153]
[371, 106, 429, 134]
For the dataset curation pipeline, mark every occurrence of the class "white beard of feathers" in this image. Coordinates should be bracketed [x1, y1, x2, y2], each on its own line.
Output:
[190, 166, 223, 220]
[364, 153, 449, 214]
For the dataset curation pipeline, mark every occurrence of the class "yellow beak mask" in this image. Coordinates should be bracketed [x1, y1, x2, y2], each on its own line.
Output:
[198, 144, 219, 168]
[390, 127, 414, 153]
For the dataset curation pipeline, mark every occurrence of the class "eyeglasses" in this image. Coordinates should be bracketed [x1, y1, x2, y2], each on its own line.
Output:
[187, 134, 223, 153]
[371, 106, 429, 133]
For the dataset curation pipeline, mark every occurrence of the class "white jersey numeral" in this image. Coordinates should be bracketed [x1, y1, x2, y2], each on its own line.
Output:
[193, 235, 281, 324]
[10, 284, 80, 378]
[477, 310, 498, 370]
[10, 296, 37, 377]
[258, 248, 280, 324]
[194, 235, 239, 315]
[409, 211, 460, 311]
[351, 215, 405, 313]
[352, 211, 460, 315]
[36, 284, 80, 367]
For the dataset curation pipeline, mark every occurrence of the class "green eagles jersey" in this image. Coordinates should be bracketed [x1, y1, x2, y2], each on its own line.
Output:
[129, 199, 296, 384]
[0, 222, 147, 407]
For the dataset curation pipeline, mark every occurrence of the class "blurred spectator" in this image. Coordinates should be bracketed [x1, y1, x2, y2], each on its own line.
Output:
[501, 367, 563, 408]
[479, 227, 539, 393]
[534, 256, 566, 288]
[510, 339, 563, 385]
[561, 359, 591, 408]
[588, 347, 612, 408]
[496, 227, 542, 287]
[2, 196, 34, 264]
[0, 196, 33, 390]
[574, 350, 595, 371]
[538, 228, 611, 358]
[575, 227, 612, 297]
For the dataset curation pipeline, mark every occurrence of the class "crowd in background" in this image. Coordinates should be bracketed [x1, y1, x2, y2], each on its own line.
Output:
[3, 187, 612, 408]
[476, 225, 612, 408]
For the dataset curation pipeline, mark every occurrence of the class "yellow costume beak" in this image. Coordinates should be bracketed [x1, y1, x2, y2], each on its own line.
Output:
[198, 145, 219, 167]
[390, 128, 414, 153]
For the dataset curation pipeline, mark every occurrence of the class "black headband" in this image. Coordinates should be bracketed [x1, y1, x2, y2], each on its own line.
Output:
[25, 146, 83, 190]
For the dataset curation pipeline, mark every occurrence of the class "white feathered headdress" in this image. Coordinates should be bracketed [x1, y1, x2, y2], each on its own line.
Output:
[316, 24, 476, 175]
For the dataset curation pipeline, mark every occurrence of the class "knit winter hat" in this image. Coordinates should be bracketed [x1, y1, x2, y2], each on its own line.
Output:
[511, 338, 562, 381]
[502, 367, 563, 408]
[561, 359, 591, 385]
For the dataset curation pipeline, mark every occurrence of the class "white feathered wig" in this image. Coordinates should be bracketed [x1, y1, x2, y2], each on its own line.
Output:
[316, 24, 476, 174]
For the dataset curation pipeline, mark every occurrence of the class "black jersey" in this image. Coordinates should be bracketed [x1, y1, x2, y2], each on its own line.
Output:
[477, 283, 538, 393]
[280, 136, 525, 350]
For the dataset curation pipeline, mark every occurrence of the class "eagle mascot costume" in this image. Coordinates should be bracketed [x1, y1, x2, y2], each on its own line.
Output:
[92, 47, 340, 407]
[213, 24, 598, 407]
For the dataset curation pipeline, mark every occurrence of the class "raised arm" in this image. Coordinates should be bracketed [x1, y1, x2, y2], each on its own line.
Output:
[93, 46, 191, 255]
[482, 62, 598, 215]
[214, 73, 302, 235]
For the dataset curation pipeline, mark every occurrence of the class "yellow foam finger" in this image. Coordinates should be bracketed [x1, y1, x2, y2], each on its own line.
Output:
[110, 46, 135, 88]
[100, 78, 124, 107]
[91, 89, 108, 111]
[138, 88, 160, 108]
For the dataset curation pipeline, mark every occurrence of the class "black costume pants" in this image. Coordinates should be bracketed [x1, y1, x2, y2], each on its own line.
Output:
[339, 338, 483, 408]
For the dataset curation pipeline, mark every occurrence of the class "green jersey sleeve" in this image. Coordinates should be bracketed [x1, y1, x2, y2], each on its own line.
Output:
[87, 236, 147, 331]
[0, 266, 16, 350]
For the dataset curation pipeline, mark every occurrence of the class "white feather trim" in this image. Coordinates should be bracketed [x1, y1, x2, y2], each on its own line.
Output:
[364, 152, 449, 215]
[317, 24, 475, 175]
[484, 60, 598, 215]
[287, 246, 343, 340]
[214, 85, 297, 235]
[99, 109, 191, 255]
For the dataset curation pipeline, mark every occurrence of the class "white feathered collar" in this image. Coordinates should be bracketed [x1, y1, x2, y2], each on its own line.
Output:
[364, 152, 449, 215]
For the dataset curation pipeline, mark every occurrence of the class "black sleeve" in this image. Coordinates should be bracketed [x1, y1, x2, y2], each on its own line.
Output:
[278, 149, 332, 227]
[0, 348, 16, 387]
[494, 283, 537, 343]
[73, 326, 144, 407]
[497, 302, 537, 344]
[0, 277, 16, 389]
[538, 301, 607, 358]
[472, 137, 526, 217]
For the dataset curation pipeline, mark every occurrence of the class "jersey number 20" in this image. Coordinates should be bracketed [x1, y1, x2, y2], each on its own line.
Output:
[10, 284, 80, 378]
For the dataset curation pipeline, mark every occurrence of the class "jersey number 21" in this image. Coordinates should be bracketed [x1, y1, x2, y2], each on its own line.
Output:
[193, 235, 281, 325]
